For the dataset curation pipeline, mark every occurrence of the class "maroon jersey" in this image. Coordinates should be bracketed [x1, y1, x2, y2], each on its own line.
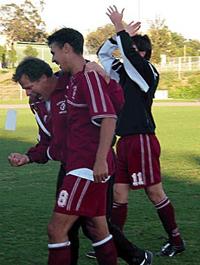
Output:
[65, 70, 117, 178]
[27, 73, 69, 164]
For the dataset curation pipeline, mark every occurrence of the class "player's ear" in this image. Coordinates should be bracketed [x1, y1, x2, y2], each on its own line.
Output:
[63, 43, 73, 54]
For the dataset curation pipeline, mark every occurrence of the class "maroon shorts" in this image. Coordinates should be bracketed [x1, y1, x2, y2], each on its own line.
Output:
[115, 134, 161, 189]
[54, 175, 108, 217]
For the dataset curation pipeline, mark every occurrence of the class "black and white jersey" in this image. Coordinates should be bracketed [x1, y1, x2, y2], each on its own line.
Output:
[97, 30, 159, 137]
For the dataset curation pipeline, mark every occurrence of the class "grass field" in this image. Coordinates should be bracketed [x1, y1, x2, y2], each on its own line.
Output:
[0, 106, 200, 265]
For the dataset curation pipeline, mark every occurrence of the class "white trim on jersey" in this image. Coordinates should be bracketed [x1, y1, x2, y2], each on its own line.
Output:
[91, 114, 117, 127]
[84, 73, 98, 113]
[45, 100, 51, 112]
[46, 146, 53, 160]
[33, 110, 51, 137]
[116, 35, 149, 93]
[97, 39, 120, 82]
[66, 168, 111, 183]
[93, 71, 107, 112]
[148, 62, 158, 80]
[84, 71, 109, 113]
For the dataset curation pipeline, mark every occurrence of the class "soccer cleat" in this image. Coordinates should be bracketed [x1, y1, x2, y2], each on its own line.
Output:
[85, 250, 96, 259]
[157, 240, 186, 257]
[138, 250, 153, 265]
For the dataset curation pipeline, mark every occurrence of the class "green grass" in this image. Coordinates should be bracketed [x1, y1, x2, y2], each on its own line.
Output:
[0, 106, 200, 265]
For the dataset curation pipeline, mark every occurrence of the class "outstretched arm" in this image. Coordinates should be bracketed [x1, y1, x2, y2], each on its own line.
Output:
[106, 5, 141, 35]
[93, 117, 116, 183]
[125, 21, 141, 37]
[106, 5, 125, 32]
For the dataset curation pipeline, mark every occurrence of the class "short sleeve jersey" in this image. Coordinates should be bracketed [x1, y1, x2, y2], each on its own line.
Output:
[65, 70, 117, 172]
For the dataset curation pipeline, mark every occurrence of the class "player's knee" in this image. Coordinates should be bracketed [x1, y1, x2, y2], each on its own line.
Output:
[85, 218, 109, 242]
[113, 185, 129, 203]
[146, 186, 166, 204]
[47, 221, 65, 242]
[47, 222, 56, 241]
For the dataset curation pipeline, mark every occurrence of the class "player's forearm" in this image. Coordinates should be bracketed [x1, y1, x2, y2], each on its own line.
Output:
[114, 21, 124, 33]
[95, 118, 116, 161]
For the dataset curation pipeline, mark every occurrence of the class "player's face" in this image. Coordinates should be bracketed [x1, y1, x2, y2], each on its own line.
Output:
[19, 74, 47, 98]
[50, 43, 69, 72]
[132, 44, 146, 58]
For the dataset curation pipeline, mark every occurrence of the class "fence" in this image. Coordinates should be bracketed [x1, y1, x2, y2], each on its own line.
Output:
[0, 55, 200, 102]
[157, 56, 200, 72]
[0, 84, 27, 101]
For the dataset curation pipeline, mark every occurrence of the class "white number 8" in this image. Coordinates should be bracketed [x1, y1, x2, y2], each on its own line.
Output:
[57, 190, 68, 207]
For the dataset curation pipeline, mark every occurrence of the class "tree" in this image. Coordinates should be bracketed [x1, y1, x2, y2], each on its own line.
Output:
[85, 18, 200, 63]
[147, 18, 174, 63]
[86, 24, 115, 54]
[24, 45, 38, 57]
[7, 47, 17, 68]
[147, 18, 200, 62]
[184, 39, 200, 56]
[0, 0, 47, 44]
[0, 45, 7, 68]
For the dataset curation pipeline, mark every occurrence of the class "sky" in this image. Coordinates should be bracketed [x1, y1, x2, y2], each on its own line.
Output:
[0, 0, 200, 40]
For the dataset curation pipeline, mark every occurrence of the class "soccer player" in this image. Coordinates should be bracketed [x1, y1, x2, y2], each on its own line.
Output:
[8, 57, 82, 265]
[46, 27, 119, 265]
[9, 56, 152, 265]
[97, 5, 185, 257]
[8, 58, 68, 169]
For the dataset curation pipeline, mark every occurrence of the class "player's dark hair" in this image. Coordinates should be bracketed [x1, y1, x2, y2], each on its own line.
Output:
[47, 27, 84, 55]
[12, 57, 53, 82]
[131, 34, 152, 60]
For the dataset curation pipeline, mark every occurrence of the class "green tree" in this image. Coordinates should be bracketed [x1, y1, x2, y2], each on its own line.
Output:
[0, 45, 7, 68]
[170, 32, 186, 57]
[85, 18, 200, 63]
[23, 45, 38, 57]
[0, 0, 47, 44]
[184, 39, 200, 56]
[148, 18, 200, 62]
[7, 48, 17, 68]
[86, 24, 115, 54]
[147, 18, 174, 63]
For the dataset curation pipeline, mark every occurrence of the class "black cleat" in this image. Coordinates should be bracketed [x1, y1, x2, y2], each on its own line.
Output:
[157, 240, 186, 257]
[85, 250, 96, 259]
[138, 250, 153, 265]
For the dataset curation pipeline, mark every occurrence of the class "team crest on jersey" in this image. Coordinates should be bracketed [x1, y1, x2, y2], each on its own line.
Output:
[131, 172, 144, 186]
[57, 100, 67, 114]
[57, 190, 68, 207]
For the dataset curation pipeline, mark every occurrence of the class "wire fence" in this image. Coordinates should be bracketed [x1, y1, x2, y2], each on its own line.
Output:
[0, 84, 26, 102]
[0, 56, 200, 102]
[157, 56, 200, 72]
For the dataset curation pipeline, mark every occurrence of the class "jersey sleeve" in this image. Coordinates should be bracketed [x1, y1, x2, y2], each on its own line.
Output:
[82, 71, 117, 126]
[26, 121, 50, 164]
[116, 30, 158, 92]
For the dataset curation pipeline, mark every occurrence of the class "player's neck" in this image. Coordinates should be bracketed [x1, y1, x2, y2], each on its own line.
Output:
[70, 56, 86, 75]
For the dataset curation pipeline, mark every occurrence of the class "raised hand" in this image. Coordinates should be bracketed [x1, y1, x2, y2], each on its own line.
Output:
[125, 21, 141, 37]
[106, 5, 125, 31]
